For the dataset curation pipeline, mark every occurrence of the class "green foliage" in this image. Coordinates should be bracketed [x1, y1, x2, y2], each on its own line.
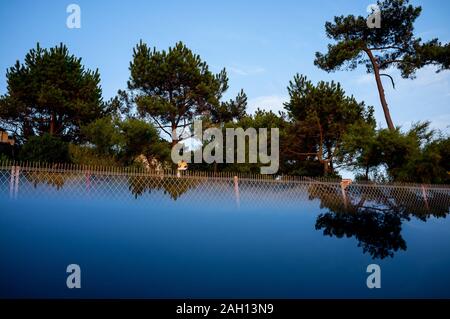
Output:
[340, 122, 450, 183]
[81, 116, 170, 164]
[20, 133, 69, 163]
[209, 89, 248, 124]
[238, 109, 287, 130]
[0, 153, 10, 162]
[128, 41, 246, 144]
[314, 0, 449, 129]
[0, 37, 447, 183]
[0, 142, 17, 161]
[315, 0, 427, 77]
[119, 118, 170, 162]
[81, 116, 122, 156]
[376, 127, 422, 181]
[68, 144, 119, 167]
[413, 142, 447, 184]
[338, 120, 379, 179]
[393, 129, 450, 184]
[190, 109, 287, 174]
[283, 74, 374, 175]
[283, 160, 327, 177]
[403, 40, 450, 75]
[0, 43, 105, 142]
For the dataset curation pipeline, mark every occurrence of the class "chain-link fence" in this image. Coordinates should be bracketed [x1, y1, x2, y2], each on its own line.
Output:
[1, 161, 449, 215]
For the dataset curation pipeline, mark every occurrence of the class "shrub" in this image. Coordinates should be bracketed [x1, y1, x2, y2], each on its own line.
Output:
[81, 116, 121, 156]
[68, 144, 120, 167]
[0, 144, 16, 161]
[20, 134, 69, 163]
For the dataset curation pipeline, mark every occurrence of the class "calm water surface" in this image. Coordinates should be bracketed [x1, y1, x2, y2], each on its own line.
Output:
[1, 171, 450, 298]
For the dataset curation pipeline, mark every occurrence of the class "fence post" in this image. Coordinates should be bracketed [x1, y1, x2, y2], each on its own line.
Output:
[85, 169, 90, 194]
[340, 179, 352, 209]
[234, 175, 240, 208]
[14, 166, 20, 199]
[9, 165, 15, 199]
[421, 185, 430, 212]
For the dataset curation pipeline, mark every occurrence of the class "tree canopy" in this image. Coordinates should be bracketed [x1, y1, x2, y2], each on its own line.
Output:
[315, 0, 449, 130]
[0, 11, 448, 184]
[81, 116, 170, 164]
[0, 43, 105, 142]
[127, 41, 246, 146]
[283, 74, 375, 175]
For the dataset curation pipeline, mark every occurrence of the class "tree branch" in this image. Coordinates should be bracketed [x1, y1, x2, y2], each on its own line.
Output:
[380, 74, 396, 89]
[285, 149, 318, 157]
[178, 119, 189, 141]
[379, 59, 415, 69]
[368, 46, 403, 51]
[160, 121, 193, 128]
[150, 116, 171, 136]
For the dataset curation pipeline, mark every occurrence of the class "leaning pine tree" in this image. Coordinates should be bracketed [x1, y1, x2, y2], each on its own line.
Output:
[315, 0, 449, 130]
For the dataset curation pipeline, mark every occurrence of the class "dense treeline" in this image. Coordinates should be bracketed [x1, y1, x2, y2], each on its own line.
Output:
[0, 0, 449, 183]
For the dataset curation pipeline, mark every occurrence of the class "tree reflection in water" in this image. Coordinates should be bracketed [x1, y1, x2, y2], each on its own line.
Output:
[309, 183, 450, 259]
[128, 175, 201, 200]
[24, 170, 71, 190]
[8, 167, 450, 259]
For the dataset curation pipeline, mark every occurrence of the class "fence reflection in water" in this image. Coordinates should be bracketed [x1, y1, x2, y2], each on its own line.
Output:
[1, 161, 450, 260]
[1, 162, 449, 210]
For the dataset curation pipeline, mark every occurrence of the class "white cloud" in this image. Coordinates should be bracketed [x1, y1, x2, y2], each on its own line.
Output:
[355, 73, 374, 85]
[426, 114, 450, 133]
[228, 67, 248, 76]
[396, 66, 450, 89]
[399, 113, 450, 135]
[247, 95, 288, 114]
[228, 65, 266, 76]
[354, 66, 450, 89]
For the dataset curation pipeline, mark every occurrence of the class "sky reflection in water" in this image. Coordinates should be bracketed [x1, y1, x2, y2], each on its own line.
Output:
[1, 171, 450, 298]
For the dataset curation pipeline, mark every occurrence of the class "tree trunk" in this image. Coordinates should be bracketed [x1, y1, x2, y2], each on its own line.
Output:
[171, 123, 178, 148]
[365, 49, 395, 131]
[49, 113, 55, 135]
[322, 160, 330, 175]
[325, 143, 334, 174]
[316, 118, 330, 175]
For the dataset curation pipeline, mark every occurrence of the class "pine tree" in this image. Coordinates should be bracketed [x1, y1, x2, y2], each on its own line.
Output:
[314, 0, 449, 130]
[0, 43, 105, 142]
[127, 41, 246, 146]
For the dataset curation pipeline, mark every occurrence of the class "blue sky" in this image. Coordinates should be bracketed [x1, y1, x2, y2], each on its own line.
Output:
[0, 0, 449, 133]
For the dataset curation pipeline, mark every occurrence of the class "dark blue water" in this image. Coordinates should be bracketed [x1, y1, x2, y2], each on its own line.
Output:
[1, 173, 450, 298]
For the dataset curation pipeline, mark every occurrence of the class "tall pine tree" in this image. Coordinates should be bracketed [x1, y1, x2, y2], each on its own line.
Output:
[314, 0, 449, 130]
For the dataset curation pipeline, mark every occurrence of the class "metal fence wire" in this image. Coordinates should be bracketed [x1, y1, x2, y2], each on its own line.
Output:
[1, 161, 449, 215]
